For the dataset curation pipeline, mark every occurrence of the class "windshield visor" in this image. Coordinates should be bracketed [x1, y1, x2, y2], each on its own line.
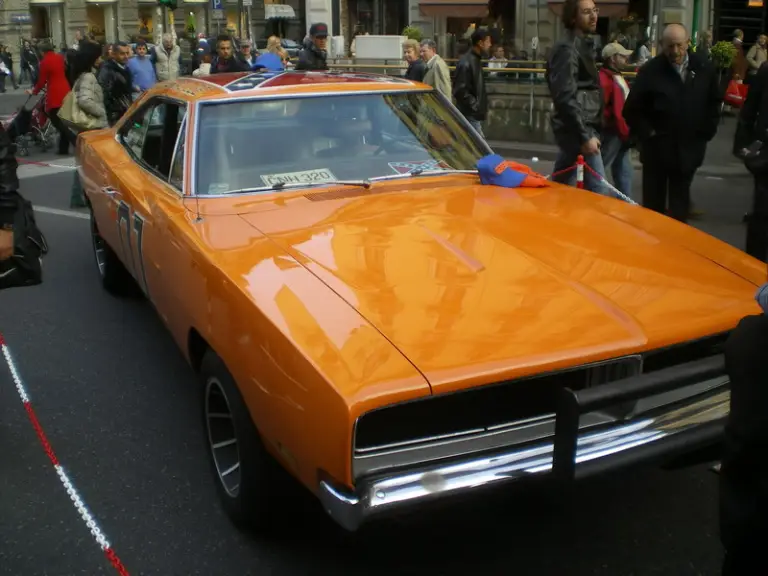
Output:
[194, 91, 489, 195]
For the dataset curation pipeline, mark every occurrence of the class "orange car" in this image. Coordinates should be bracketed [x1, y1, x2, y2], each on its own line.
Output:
[79, 70, 763, 532]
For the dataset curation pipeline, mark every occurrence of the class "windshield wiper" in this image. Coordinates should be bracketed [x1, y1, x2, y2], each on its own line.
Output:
[220, 179, 372, 195]
[370, 169, 477, 182]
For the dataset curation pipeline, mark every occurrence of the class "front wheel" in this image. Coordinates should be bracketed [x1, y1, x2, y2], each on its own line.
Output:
[201, 350, 287, 531]
[90, 209, 134, 295]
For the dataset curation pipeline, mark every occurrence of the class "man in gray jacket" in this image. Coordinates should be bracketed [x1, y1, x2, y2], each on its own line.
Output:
[419, 39, 451, 100]
[152, 33, 181, 82]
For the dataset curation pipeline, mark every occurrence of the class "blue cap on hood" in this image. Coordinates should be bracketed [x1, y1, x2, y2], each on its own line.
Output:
[251, 52, 284, 72]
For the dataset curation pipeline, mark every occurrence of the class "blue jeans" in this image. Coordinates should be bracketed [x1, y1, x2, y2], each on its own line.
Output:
[600, 132, 633, 199]
[553, 147, 610, 196]
[467, 118, 485, 138]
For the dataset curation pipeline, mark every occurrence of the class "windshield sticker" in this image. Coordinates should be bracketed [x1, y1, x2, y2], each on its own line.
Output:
[208, 183, 230, 195]
[388, 160, 452, 175]
[260, 169, 338, 187]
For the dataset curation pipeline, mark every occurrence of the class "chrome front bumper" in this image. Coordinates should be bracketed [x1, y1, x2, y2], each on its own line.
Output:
[318, 355, 728, 532]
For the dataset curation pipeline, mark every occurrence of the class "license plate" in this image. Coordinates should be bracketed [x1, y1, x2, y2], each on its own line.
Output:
[260, 169, 337, 187]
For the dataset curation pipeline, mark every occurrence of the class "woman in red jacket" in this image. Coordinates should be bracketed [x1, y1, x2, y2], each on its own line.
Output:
[27, 40, 71, 155]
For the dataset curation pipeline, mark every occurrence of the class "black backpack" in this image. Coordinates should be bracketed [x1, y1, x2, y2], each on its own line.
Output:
[0, 195, 48, 290]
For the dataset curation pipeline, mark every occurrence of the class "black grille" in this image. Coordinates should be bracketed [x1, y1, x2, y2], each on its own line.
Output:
[354, 332, 730, 453]
[642, 332, 729, 373]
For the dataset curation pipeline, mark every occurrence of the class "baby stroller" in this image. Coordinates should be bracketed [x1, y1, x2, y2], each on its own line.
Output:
[1, 91, 56, 156]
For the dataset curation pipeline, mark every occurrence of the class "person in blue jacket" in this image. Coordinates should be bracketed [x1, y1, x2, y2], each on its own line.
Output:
[251, 51, 284, 72]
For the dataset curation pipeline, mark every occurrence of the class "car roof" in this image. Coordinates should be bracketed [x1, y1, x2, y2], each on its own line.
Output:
[154, 70, 430, 102]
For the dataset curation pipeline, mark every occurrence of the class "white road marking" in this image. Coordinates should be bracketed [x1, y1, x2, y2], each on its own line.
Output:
[705, 176, 724, 181]
[34, 206, 89, 220]
[19, 164, 76, 179]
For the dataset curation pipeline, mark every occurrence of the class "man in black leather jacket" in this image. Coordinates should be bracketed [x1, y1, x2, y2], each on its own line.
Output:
[297, 23, 329, 71]
[453, 29, 491, 137]
[211, 35, 249, 74]
[546, 0, 608, 194]
[0, 124, 19, 261]
[98, 42, 134, 127]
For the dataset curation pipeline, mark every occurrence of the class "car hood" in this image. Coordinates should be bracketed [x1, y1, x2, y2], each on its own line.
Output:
[238, 182, 762, 394]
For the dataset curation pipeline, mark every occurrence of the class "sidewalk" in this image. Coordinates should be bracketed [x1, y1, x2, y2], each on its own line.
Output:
[0, 85, 29, 95]
[490, 115, 746, 177]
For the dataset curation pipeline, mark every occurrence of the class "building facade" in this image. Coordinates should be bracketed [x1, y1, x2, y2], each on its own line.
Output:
[402, 0, 717, 57]
[0, 0, 309, 53]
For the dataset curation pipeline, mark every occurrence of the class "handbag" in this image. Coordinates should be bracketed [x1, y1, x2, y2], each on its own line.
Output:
[0, 194, 48, 290]
[58, 76, 102, 130]
[743, 140, 768, 175]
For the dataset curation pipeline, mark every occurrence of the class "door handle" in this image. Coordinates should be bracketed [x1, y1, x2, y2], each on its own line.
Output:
[102, 186, 118, 197]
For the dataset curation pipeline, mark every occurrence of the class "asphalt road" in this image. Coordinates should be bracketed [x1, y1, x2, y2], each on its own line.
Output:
[0, 144, 750, 574]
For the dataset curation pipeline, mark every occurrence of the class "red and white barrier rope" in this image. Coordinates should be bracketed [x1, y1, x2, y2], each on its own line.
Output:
[548, 154, 637, 205]
[0, 333, 131, 576]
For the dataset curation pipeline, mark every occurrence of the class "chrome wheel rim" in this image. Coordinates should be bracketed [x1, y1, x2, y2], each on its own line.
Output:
[205, 377, 241, 498]
[91, 218, 106, 277]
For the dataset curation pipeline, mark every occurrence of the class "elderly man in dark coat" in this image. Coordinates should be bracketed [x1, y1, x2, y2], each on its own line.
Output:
[622, 23, 721, 223]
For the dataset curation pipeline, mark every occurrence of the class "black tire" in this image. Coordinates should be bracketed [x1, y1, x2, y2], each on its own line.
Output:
[200, 349, 286, 531]
[90, 209, 135, 296]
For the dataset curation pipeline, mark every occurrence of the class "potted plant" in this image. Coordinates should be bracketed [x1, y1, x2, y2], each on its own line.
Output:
[402, 26, 423, 42]
[711, 40, 737, 95]
[711, 40, 736, 70]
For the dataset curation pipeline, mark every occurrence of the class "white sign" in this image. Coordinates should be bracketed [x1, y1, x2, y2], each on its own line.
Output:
[243, 0, 252, 5]
[531, 36, 539, 51]
[260, 169, 338, 187]
[212, 9, 224, 19]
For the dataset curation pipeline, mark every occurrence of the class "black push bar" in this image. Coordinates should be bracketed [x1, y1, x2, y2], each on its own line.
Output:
[552, 354, 727, 481]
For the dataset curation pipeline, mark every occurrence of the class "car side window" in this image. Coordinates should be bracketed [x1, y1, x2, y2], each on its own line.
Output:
[121, 105, 152, 158]
[120, 98, 187, 186]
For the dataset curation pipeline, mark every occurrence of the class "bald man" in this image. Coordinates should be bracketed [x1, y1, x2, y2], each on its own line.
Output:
[623, 23, 721, 223]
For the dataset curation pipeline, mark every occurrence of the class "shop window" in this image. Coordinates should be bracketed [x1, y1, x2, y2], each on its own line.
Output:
[86, 5, 107, 43]
[349, 0, 375, 35]
[138, 6, 155, 39]
[31, 7, 51, 39]
[382, 0, 406, 35]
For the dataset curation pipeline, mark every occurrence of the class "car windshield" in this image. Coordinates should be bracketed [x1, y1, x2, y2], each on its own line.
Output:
[195, 91, 489, 195]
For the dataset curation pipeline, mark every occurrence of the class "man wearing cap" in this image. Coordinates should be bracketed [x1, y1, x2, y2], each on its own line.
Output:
[238, 40, 256, 68]
[297, 23, 329, 71]
[598, 41, 634, 198]
[623, 23, 721, 223]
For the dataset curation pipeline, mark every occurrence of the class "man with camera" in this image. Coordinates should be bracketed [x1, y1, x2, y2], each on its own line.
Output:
[0, 123, 47, 288]
[0, 124, 18, 262]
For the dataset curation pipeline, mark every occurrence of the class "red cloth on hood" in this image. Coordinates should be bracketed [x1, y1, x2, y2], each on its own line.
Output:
[599, 67, 630, 141]
[33, 51, 70, 111]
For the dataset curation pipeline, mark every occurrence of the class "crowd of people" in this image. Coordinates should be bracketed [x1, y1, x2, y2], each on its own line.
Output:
[12, 27, 334, 209]
[545, 0, 721, 223]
